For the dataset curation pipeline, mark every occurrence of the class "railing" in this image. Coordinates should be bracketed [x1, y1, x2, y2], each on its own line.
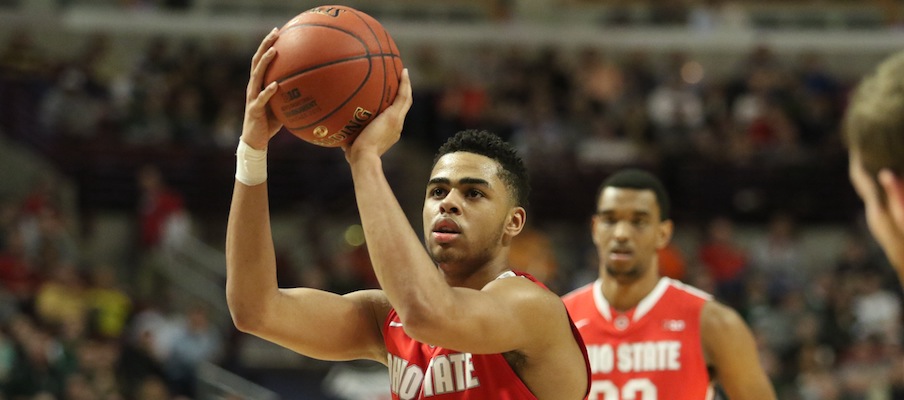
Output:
[196, 361, 281, 400]
[159, 216, 231, 327]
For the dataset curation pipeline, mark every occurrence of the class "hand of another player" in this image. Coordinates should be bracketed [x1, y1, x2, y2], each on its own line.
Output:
[240, 28, 284, 151]
[343, 68, 412, 162]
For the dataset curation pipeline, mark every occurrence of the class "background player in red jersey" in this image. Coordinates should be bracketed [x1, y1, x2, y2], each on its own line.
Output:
[226, 30, 589, 399]
[562, 169, 776, 400]
[843, 51, 904, 284]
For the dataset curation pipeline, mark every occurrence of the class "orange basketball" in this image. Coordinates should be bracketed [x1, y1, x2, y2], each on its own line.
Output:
[264, 5, 403, 147]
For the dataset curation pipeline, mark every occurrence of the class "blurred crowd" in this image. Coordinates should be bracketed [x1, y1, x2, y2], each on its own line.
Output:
[0, 165, 225, 400]
[0, 176, 225, 400]
[0, 18, 901, 400]
[658, 216, 904, 400]
[0, 25, 850, 167]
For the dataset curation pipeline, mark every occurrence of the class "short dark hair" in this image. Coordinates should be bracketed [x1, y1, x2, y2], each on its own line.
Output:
[433, 129, 530, 207]
[598, 169, 671, 221]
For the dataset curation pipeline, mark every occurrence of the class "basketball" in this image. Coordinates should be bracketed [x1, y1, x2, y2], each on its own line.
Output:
[264, 5, 404, 147]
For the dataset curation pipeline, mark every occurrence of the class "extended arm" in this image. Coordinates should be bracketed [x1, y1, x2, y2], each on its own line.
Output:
[700, 301, 777, 400]
[342, 75, 587, 398]
[225, 28, 387, 363]
[341, 72, 571, 355]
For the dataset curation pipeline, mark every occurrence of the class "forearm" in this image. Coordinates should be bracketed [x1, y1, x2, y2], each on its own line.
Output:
[225, 180, 279, 331]
[350, 154, 451, 322]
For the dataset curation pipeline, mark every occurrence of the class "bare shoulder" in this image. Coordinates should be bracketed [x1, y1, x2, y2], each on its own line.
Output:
[344, 288, 390, 304]
[344, 289, 393, 322]
[484, 276, 588, 399]
[700, 300, 747, 331]
[339, 289, 393, 363]
[699, 300, 757, 361]
[482, 275, 575, 347]
[483, 276, 565, 318]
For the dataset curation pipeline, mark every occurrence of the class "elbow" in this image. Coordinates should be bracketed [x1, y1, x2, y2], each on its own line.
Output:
[226, 291, 265, 334]
[400, 315, 435, 344]
[229, 308, 262, 334]
[397, 300, 449, 343]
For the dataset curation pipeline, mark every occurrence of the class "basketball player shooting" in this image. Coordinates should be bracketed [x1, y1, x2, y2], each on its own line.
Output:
[226, 29, 590, 399]
[562, 169, 776, 400]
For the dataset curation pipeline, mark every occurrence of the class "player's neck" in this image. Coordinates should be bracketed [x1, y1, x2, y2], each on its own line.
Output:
[600, 269, 661, 312]
[440, 261, 511, 290]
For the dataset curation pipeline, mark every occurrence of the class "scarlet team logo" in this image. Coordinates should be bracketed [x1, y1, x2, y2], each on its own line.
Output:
[388, 352, 481, 399]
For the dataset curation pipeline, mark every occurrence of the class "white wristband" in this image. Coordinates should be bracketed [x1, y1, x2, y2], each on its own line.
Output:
[235, 140, 268, 186]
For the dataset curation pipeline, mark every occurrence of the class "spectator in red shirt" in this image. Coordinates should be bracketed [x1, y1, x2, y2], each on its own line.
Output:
[0, 228, 37, 303]
[698, 216, 749, 309]
[136, 165, 184, 250]
[133, 165, 187, 300]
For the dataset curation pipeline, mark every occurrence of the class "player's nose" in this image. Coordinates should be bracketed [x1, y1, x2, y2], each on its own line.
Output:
[439, 190, 462, 215]
[613, 220, 632, 241]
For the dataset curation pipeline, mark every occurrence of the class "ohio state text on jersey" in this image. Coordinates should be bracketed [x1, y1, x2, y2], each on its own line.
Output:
[382, 271, 590, 399]
[563, 278, 714, 400]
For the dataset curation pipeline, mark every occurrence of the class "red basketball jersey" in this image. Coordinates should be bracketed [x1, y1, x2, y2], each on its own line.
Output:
[562, 278, 714, 400]
[383, 271, 590, 399]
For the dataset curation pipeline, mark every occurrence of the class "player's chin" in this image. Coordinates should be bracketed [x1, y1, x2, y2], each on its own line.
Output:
[427, 245, 452, 262]
[604, 262, 638, 278]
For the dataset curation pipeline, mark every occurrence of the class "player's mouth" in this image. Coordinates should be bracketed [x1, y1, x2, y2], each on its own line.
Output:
[609, 247, 634, 262]
[432, 219, 462, 243]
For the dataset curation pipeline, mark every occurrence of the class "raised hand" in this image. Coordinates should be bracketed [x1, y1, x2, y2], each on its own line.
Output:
[241, 28, 284, 150]
[342, 68, 412, 162]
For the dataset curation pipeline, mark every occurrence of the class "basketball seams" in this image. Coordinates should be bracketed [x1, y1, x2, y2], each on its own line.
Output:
[379, 29, 403, 113]
[274, 52, 402, 84]
[278, 52, 401, 131]
[276, 19, 375, 132]
[274, 22, 372, 82]
[282, 61, 371, 130]
[365, 18, 403, 114]
[268, 6, 402, 146]
[273, 54, 370, 84]
[345, 10, 394, 115]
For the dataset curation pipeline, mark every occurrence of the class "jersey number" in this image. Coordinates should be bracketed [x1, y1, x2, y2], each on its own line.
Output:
[590, 379, 657, 400]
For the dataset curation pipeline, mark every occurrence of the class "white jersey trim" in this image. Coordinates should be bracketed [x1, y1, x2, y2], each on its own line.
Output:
[592, 279, 612, 321]
[496, 270, 517, 280]
[592, 277, 710, 323]
[670, 278, 714, 301]
[632, 277, 672, 321]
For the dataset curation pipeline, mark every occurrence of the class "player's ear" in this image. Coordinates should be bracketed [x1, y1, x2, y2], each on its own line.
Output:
[504, 207, 526, 239]
[590, 214, 599, 245]
[878, 169, 904, 230]
[657, 219, 674, 250]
